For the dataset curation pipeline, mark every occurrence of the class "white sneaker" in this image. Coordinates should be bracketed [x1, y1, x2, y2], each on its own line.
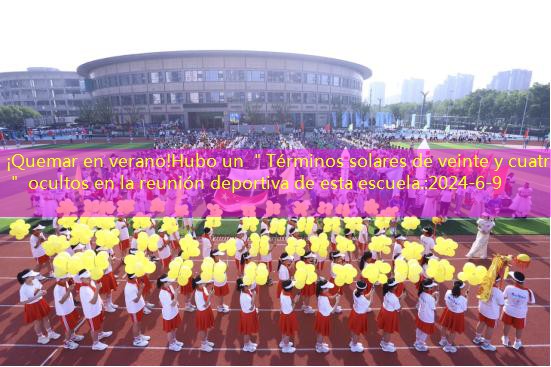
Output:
[443, 344, 457, 353]
[175, 340, 183, 347]
[380, 340, 395, 348]
[350, 343, 364, 353]
[279, 341, 293, 348]
[140, 334, 151, 341]
[381, 342, 396, 353]
[315, 344, 329, 353]
[205, 340, 214, 347]
[37, 335, 50, 344]
[473, 336, 484, 345]
[133, 338, 148, 347]
[184, 305, 196, 312]
[481, 342, 496, 352]
[143, 307, 152, 315]
[47, 330, 61, 340]
[64, 340, 79, 350]
[501, 336, 510, 347]
[146, 302, 155, 308]
[200, 343, 213, 352]
[304, 306, 315, 314]
[414, 342, 428, 352]
[247, 341, 258, 348]
[169, 342, 182, 352]
[334, 305, 342, 314]
[98, 331, 113, 340]
[439, 338, 449, 347]
[243, 344, 256, 352]
[282, 346, 296, 353]
[71, 334, 85, 342]
[104, 305, 117, 313]
[92, 342, 108, 351]
[110, 303, 119, 309]
[512, 340, 523, 350]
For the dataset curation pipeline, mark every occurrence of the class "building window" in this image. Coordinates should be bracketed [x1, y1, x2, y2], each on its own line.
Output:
[247, 91, 265, 102]
[64, 79, 80, 87]
[110, 96, 120, 106]
[287, 72, 302, 84]
[134, 94, 147, 105]
[303, 92, 316, 104]
[149, 93, 165, 105]
[149, 72, 164, 84]
[290, 92, 302, 103]
[267, 92, 285, 103]
[320, 74, 330, 85]
[187, 92, 202, 104]
[119, 74, 131, 86]
[121, 95, 133, 106]
[342, 95, 349, 105]
[225, 70, 245, 81]
[331, 94, 341, 104]
[167, 92, 184, 104]
[305, 73, 318, 84]
[226, 91, 245, 103]
[205, 70, 224, 82]
[165, 71, 182, 83]
[184, 70, 204, 82]
[318, 93, 329, 104]
[246, 71, 265, 82]
[332, 76, 340, 87]
[267, 71, 284, 83]
[131, 73, 147, 85]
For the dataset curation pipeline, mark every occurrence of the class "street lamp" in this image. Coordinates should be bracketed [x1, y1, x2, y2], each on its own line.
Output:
[420, 91, 429, 128]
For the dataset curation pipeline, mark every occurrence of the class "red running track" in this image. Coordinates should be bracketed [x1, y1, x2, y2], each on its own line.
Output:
[0, 234, 548, 366]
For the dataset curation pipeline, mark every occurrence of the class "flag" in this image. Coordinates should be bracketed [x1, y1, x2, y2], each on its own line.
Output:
[300, 121, 305, 132]
[524, 128, 530, 139]
[342, 112, 349, 128]
[411, 114, 416, 128]
[275, 123, 280, 134]
[213, 189, 268, 213]
[279, 166, 296, 195]
[331, 112, 337, 127]
[445, 125, 451, 133]
[348, 122, 353, 132]
[423, 113, 431, 130]
[355, 112, 361, 126]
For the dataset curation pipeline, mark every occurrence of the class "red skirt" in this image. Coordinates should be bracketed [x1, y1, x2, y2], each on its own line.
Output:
[119, 239, 130, 252]
[139, 275, 152, 297]
[439, 307, 465, 333]
[214, 283, 229, 297]
[279, 312, 298, 336]
[99, 272, 117, 294]
[349, 309, 369, 334]
[239, 311, 259, 334]
[329, 277, 343, 296]
[301, 283, 316, 297]
[36, 254, 50, 265]
[276, 281, 283, 298]
[161, 257, 172, 270]
[377, 308, 400, 333]
[479, 312, 497, 328]
[171, 240, 179, 250]
[60, 309, 81, 331]
[314, 312, 331, 336]
[88, 312, 104, 332]
[163, 313, 182, 332]
[24, 298, 50, 324]
[180, 282, 193, 296]
[130, 309, 144, 323]
[501, 312, 525, 329]
[416, 315, 436, 334]
[395, 283, 405, 297]
[196, 308, 215, 331]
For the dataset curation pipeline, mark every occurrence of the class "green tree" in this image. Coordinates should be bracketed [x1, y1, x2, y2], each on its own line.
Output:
[0, 105, 41, 130]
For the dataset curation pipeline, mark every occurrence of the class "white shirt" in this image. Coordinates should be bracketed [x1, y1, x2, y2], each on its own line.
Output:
[440, 190, 453, 203]
[280, 292, 293, 315]
[235, 238, 245, 260]
[420, 235, 435, 255]
[124, 281, 145, 314]
[80, 282, 103, 319]
[54, 284, 76, 316]
[240, 291, 255, 314]
[444, 290, 467, 314]
[158, 236, 171, 260]
[358, 224, 369, 244]
[503, 285, 535, 319]
[392, 243, 403, 259]
[352, 292, 371, 314]
[194, 288, 210, 311]
[478, 286, 504, 320]
[382, 292, 401, 312]
[317, 295, 333, 316]
[116, 220, 130, 240]
[29, 233, 46, 258]
[417, 292, 436, 323]
[130, 237, 138, 249]
[159, 286, 179, 320]
[278, 265, 290, 281]
[201, 236, 212, 259]
[19, 279, 43, 304]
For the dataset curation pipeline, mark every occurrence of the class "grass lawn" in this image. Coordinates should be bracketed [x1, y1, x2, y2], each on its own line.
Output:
[26, 142, 153, 150]
[391, 141, 507, 150]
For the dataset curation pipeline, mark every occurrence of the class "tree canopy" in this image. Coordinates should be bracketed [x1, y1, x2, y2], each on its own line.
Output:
[0, 105, 41, 129]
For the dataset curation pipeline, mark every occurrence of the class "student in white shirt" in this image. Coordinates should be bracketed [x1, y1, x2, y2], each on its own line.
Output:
[279, 279, 299, 354]
[157, 274, 183, 352]
[377, 278, 401, 353]
[157, 229, 173, 270]
[17, 269, 60, 345]
[192, 276, 215, 352]
[414, 279, 439, 352]
[392, 234, 406, 262]
[439, 280, 468, 353]
[420, 227, 435, 255]
[53, 275, 84, 349]
[115, 217, 130, 255]
[79, 270, 113, 351]
[237, 278, 259, 353]
[96, 247, 118, 313]
[124, 273, 150, 347]
[348, 280, 374, 352]
[200, 227, 213, 259]
[210, 249, 230, 313]
[474, 275, 504, 351]
[314, 278, 341, 354]
[29, 225, 52, 279]
[277, 252, 293, 300]
[259, 227, 273, 274]
[234, 230, 247, 275]
[501, 271, 536, 351]
[357, 217, 370, 256]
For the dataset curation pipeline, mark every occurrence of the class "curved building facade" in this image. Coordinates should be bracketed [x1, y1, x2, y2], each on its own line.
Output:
[77, 51, 371, 130]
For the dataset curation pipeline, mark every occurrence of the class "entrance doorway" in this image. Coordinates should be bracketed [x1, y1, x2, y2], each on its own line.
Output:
[188, 112, 224, 130]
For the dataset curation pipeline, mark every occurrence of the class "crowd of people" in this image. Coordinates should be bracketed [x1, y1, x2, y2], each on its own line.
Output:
[18, 216, 535, 355]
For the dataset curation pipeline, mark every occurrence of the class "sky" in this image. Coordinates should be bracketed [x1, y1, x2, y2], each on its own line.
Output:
[0, 0, 549, 100]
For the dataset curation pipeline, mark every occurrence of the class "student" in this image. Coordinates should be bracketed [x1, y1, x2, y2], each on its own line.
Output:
[129, 249, 155, 312]
[17, 269, 60, 345]
[359, 250, 376, 293]
[377, 278, 401, 353]
[96, 247, 118, 313]
[328, 251, 345, 313]
[29, 225, 51, 279]
[79, 270, 112, 351]
[192, 276, 215, 352]
[115, 217, 130, 255]
[237, 278, 259, 353]
[158, 274, 183, 352]
[210, 249, 230, 313]
[259, 224, 273, 273]
[279, 279, 299, 353]
[474, 275, 504, 351]
[349, 280, 374, 352]
[357, 217, 370, 256]
[234, 230, 247, 275]
[392, 233, 406, 262]
[124, 273, 150, 347]
[414, 279, 439, 352]
[53, 274, 84, 349]
[300, 251, 317, 314]
[157, 229, 172, 270]
[439, 280, 468, 353]
[200, 228, 213, 259]
[277, 252, 293, 298]
[314, 278, 341, 353]
[501, 271, 536, 350]
[420, 227, 435, 255]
